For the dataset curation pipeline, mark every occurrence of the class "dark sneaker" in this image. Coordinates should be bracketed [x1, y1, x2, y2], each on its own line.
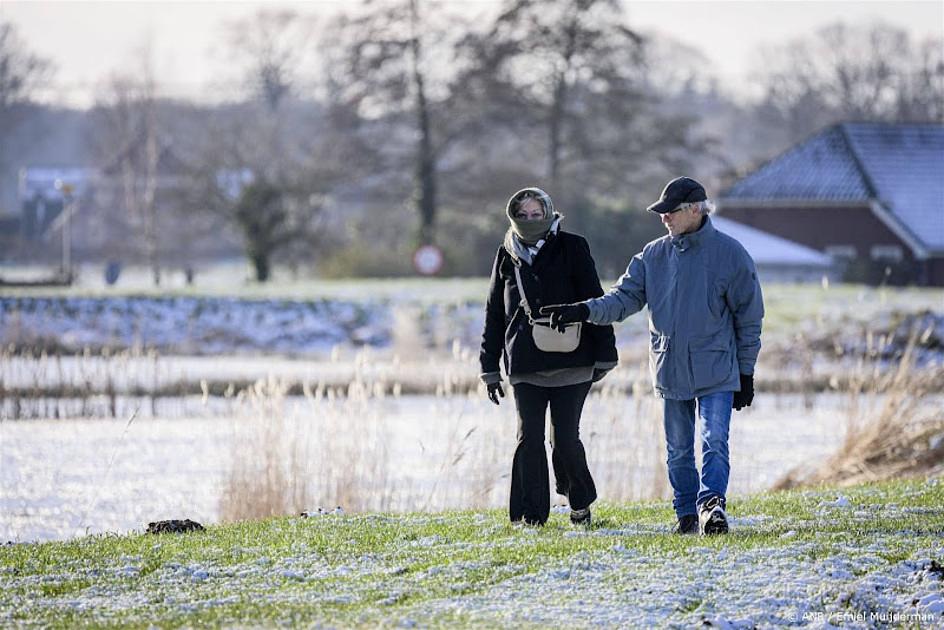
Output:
[569, 508, 591, 526]
[698, 496, 729, 535]
[672, 514, 698, 535]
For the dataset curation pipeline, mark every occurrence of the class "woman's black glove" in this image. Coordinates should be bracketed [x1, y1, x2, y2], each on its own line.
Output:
[732, 373, 754, 410]
[487, 382, 505, 405]
[539, 303, 590, 333]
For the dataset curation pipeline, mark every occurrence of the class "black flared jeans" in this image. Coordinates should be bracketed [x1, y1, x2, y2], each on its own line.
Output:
[509, 381, 596, 524]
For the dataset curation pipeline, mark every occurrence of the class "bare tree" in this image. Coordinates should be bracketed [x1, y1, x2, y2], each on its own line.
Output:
[466, 0, 646, 190]
[225, 9, 317, 113]
[324, 0, 472, 246]
[449, 0, 712, 231]
[187, 148, 331, 282]
[0, 21, 54, 209]
[752, 21, 944, 138]
[91, 49, 163, 285]
[182, 91, 357, 282]
[199, 10, 348, 281]
[897, 36, 944, 123]
[0, 21, 53, 116]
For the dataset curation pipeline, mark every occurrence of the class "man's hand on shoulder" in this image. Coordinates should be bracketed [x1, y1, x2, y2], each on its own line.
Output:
[539, 303, 590, 332]
[733, 373, 754, 410]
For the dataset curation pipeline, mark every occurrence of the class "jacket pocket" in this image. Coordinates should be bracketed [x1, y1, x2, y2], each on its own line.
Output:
[689, 335, 732, 391]
[648, 332, 670, 386]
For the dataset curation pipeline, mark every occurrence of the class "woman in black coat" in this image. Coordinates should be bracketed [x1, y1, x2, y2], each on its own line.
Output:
[479, 187, 618, 526]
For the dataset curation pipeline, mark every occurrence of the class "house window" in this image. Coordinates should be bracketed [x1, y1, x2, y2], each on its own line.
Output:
[824, 245, 857, 260]
[870, 245, 903, 262]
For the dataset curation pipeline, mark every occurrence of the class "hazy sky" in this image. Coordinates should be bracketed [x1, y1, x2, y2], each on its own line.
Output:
[3, 0, 942, 109]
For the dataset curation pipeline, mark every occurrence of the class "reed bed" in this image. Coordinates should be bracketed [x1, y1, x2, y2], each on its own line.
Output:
[4, 330, 942, 523]
[215, 357, 676, 522]
[8, 342, 938, 421]
[775, 325, 944, 488]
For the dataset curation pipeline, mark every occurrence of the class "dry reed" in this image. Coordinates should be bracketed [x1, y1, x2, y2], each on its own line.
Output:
[774, 325, 944, 489]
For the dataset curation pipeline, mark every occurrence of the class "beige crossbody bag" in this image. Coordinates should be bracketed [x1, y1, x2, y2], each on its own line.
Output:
[514, 264, 582, 353]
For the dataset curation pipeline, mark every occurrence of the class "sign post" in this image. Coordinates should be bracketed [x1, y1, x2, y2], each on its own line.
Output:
[413, 244, 444, 276]
[54, 180, 74, 283]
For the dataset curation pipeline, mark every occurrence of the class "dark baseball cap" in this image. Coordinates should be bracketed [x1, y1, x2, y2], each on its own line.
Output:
[646, 176, 707, 213]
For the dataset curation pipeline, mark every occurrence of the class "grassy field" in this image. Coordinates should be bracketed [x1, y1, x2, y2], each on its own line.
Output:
[2, 480, 942, 628]
[3, 261, 943, 314]
[3, 273, 943, 352]
[0, 263, 493, 303]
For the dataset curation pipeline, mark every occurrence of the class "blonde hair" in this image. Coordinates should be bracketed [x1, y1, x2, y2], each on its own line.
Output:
[512, 191, 546, 216]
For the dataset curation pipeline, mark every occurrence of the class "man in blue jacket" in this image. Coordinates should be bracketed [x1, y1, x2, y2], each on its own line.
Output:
[541, 177, 764, 535]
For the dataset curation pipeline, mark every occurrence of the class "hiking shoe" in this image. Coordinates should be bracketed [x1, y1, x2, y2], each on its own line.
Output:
[672, 514, 698, 535]
[569, 508, 591, 526]
[698, 496, 729, 535]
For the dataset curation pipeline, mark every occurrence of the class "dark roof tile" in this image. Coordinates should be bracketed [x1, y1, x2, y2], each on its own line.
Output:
[721, 123, 944, 252]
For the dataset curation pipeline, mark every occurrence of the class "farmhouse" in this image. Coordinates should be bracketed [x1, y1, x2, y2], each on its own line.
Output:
[711, 216, 835, 283]
[717, 122, 944, 286]
[18, 167, 94, 241]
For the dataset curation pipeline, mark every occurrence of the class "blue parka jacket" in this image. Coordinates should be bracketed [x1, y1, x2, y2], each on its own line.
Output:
[584, 216, 764, 400]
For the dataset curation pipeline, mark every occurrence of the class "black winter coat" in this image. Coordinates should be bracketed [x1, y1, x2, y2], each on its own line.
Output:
[480, 230, 618, 377]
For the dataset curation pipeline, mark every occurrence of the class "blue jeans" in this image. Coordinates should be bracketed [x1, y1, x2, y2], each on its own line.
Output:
[662, 392, 733, 518]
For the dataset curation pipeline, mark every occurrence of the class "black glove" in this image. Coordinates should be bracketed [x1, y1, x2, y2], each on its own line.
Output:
[539, 303, 590, 333]
[486, 382, 505, 405]
[732, 373, 754, 410]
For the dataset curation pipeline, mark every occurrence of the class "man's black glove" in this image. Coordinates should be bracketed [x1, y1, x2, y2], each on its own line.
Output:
[486, 382, 505, 405]
[539, 303, 590, 333]
[732, 373, 754, 410]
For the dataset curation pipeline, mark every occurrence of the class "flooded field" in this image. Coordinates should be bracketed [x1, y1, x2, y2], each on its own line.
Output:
[1, 391, 856, 542]
[3, 282, 941, 542]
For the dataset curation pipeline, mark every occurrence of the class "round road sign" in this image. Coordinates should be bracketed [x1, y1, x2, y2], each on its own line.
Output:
[413, 244, 444, 275]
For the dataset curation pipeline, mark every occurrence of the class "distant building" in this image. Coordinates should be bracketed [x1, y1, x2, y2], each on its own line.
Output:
[717, 122, 944, 286]
[0, 214, 20, 259]
[18, 167, 95, 240]
[20, 141, 195, 259]
[15, 149, 246, 263]
[711, 216, 836, 283]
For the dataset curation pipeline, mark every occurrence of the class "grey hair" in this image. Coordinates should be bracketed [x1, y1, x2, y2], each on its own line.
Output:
[677, 199, 715, 215]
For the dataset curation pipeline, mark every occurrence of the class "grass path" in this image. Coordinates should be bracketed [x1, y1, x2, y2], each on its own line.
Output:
[2, 480, 942, 628]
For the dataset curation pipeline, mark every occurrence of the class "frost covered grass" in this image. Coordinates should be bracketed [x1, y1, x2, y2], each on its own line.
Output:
[2, 262, 942, 314]
[0, 264, 491, 303]
[2, 282, 941, 413]
[3, 281, 942, 343]
[2, 479, 942, 628]
[758, 282, 944, 334]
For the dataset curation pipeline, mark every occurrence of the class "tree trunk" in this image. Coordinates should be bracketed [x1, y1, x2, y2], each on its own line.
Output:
[410, 0, 437, 246]
[548, 72, 567, 190]
[416, 103, 436, 246]
[138, 60, 162, 287]
[546, 15, 578, 191]
[251, 252, 271, 282]
[143, 106, 160, 286]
